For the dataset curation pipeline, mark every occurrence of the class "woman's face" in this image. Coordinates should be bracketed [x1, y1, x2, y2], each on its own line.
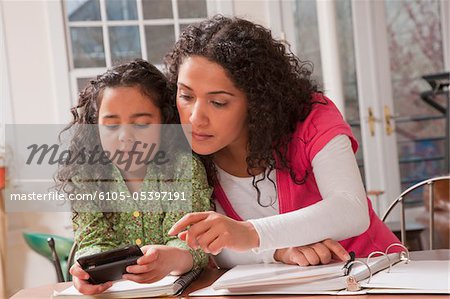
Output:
[98, 86, 162, 175]
[176, 56, 248, 156]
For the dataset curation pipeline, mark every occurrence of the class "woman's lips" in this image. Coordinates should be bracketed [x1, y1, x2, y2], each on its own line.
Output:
[192, 132, 213, 141]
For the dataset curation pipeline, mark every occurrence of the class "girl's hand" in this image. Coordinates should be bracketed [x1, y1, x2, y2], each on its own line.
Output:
[123, 245, 193, 283]
[70, 262, 113, 295]
[168, 211, 260, 254]
[274, 239, 350, 266]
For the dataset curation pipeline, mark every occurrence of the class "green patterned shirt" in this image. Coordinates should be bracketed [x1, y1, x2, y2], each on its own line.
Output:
[72, 154, 212, 270]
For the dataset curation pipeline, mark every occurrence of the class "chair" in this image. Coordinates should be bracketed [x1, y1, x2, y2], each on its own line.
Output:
[23, 232, 77, 282]
[382, 175, 450, 250]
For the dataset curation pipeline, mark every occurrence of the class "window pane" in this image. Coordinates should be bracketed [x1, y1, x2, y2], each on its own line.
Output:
[177, 0, 207, 18]
[109, 26, 142, 65]
[179, 23, 192, 35]
[70, 27, 106, 68]
[335, 0, 364, 180]
[142, 0, 173, 19]
[77, 77, 93, 93]
[66, 0, 101, 22]
[292, 0, 322, 83]
[106, 0, 138, 20]
[145, 25, 175, 64]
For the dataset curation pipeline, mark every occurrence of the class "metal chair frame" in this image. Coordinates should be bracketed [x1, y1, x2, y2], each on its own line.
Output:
[382, 175, 450, 250]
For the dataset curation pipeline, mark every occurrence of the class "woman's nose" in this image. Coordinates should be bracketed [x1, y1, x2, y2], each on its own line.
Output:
[189, 101, 208, 127]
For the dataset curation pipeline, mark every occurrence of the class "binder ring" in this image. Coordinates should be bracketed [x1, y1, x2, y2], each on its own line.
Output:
[385, 243, 410, 263]
[346, 260, 372, 284]
[366, 251, 392, 273]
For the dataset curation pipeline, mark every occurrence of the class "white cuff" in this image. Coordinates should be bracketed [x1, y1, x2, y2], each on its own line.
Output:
[248, 218, 277, 253]
[250, 246, 277, 263]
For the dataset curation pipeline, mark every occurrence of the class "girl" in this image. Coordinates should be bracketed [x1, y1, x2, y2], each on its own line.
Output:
[57, 59, 212, 295]
[166, 15, 401, 268]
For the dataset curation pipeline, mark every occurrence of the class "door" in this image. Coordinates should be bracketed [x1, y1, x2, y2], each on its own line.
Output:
[280, 0, 449, 216]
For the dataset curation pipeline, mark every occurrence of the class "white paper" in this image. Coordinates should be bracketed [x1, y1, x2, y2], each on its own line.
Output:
[189, 285, 350, 296]
[54, 276, 178, 297]
[212, 262, 346, 289]
[361, 260, 450, 291]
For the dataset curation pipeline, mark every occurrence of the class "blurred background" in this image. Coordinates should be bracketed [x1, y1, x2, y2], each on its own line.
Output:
[1, 0, 449, 297]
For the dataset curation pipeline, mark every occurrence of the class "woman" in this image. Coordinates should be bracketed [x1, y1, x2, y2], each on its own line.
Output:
[166, 15, 400, 268]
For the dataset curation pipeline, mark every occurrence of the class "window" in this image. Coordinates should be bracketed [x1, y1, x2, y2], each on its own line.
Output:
[63, 0, 208, 100]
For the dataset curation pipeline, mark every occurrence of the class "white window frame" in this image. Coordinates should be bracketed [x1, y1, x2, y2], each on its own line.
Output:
[62, 0, 233, 105]
[351, 0, 401, 216]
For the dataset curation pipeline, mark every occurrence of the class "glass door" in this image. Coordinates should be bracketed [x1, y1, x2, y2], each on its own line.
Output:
[282, 0, 448, 216]
[352, 0, 448, 215]
[384, 0, 448, 205]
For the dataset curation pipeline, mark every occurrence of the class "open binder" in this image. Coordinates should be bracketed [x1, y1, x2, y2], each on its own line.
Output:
[190, 244, 450, 296]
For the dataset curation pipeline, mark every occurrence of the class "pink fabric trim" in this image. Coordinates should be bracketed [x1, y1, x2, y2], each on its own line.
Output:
[276, 166, 291, 213]
[308, 125, 358, 162]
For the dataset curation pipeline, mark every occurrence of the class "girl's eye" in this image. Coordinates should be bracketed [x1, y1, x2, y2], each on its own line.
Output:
[103, 124, 120, 130]
[133, 124, 150, 129]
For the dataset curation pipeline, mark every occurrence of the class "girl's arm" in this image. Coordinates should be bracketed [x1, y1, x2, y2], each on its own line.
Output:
[70, 174, 121, 259]
[162, 154, 213, 272]
[71, 210, 120, 294]
[103, 155, 212, 285]
[73, 211, 121, 259]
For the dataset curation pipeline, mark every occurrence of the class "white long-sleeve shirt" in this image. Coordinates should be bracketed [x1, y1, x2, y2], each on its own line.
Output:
[213, 135, 370, 268]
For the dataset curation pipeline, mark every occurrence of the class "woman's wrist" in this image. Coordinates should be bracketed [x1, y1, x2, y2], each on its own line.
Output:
[243, 221, 260, 249]
[169, 247, 194, 275]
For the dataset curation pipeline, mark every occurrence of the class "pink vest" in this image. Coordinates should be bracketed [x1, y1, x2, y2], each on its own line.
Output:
[214, 93, 401, 257]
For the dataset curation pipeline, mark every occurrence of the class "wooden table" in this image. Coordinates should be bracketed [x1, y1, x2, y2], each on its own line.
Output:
[11, 250, 450, 299]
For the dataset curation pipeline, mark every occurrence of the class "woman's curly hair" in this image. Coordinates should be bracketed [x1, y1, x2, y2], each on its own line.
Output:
[165, 15, 321, 206]
[56, 59, 177, 210]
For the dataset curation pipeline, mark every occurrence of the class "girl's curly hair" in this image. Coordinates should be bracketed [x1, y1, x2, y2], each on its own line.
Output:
[56, 59, 177, 209]
[165, 15, 321, 206]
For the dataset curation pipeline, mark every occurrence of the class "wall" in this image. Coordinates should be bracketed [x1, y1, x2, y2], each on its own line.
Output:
[2, 0, 72, 296]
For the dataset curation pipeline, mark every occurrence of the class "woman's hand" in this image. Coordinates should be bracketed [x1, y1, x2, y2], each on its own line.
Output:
[168, 211, 259, 255]
[123, 245, 193, 283]
[70, 262, 113, 295]
[274, 239, 350, 266]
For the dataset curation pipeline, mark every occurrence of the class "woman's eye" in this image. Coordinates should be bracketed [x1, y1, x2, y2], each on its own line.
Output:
[212, 101, 227, 107]
[178, 94, 193, 101]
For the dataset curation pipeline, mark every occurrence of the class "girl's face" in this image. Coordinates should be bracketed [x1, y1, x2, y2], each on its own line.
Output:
[176, 56, 248, 156]
[98, 86, 162, 176]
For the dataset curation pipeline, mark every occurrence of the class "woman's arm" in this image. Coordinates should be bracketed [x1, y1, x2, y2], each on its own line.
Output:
[249, 134, 370, 251]
[170, 135, 369, 254]
[213, 247, 276, 268]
